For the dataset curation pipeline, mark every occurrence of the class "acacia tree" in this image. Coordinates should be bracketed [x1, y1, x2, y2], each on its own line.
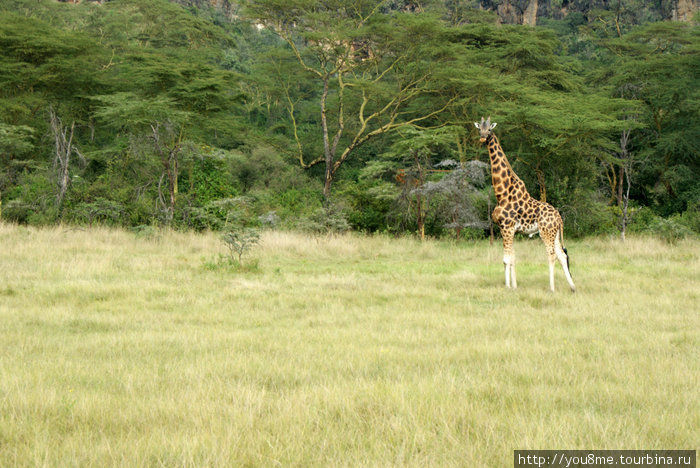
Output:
[601, 21, 700, 215]
[244, 0, 454, 200]
[582, 19, 699, 238]
[94, 93, 191, 225]
[361, 127, 488, 240]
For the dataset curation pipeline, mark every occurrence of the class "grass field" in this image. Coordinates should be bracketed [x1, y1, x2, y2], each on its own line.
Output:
[0, 223, 698, 467]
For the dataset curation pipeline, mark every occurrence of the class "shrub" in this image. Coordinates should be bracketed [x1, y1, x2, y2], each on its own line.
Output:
[628, 206, 694, 243]
[70, 198, 124, 226]
[298, 203, 350, 236]
[221, 227, 261, 265]
[187, 152, 237, 205]
[560, 190, 617, 237]
[2, 171, 56, 225]
[627, 206, 659, 233]
[676, 200, 700, 234]
[647, 217, 694, 244]
[337, 181, 392, 233]
[265, 187, 322, 224]
[258, 211, 280, 228]
[182, 196, 258, 231]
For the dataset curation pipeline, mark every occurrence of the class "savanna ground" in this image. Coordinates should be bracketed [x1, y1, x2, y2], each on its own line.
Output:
[0, 223, 698, 467]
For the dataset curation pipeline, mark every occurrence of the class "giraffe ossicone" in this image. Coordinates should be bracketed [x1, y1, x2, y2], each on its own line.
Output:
[475, 116, 576, 292]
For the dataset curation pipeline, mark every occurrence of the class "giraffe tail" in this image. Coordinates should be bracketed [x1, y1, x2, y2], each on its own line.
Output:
[559, 228, 571, 276]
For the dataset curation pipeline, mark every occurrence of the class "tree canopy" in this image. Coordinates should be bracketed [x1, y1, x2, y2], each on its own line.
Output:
[0, 0, 698, 239]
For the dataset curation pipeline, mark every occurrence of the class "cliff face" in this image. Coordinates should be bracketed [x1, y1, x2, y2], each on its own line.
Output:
[674, 0, 698, 21]
[494, 0, 537, 26]
[170, 0, 240, 20]
[486, 0, 697, 25]
[56, 0, 699, 25]
[522, 0, 538, 26]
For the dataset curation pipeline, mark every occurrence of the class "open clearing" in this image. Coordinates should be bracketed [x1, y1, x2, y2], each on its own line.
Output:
[0, 224, 698, 466]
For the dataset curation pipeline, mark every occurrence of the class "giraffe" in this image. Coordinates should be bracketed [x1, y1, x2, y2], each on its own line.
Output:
[475, 117, 576, 292]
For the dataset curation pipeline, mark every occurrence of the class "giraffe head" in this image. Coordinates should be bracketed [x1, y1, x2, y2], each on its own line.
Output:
[474, 116, 497, 143]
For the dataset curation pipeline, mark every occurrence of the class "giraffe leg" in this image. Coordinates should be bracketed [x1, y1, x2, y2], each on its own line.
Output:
[554, 232, 576, 292]
[505, 260, 510, 288]
[547, 245, 556, 292]
[540, 227, 558, 292]
[501, 226, 516, 289]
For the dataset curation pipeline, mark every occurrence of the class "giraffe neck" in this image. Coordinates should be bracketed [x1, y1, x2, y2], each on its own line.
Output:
[486, 134, 528, 202]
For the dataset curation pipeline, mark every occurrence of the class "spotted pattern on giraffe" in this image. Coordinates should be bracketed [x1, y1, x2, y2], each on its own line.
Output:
[474, 116, 576, 292]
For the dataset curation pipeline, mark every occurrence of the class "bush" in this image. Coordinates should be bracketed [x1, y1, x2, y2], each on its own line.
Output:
[258, 211, 280, 228]
[228, 145, 312, 194]
[69, 198, 124, 226]
[221, 227, 261, 265]
[187, 152, 237, 205]
[298, 203, 351, 236]
[676, 200, 700, 234]
[337, 181, 392, 233]
[180, 196, 258, 231]
[2, 199, 33, 224]
[263, 187, 322, 226]
[2, 171, 56, 225]
[627, 206, 658, 233]
[560, 193, 617, 237]
[128, 196, 158, 227]
[647, 217, 694, 244]
[628, 206, 695, 243]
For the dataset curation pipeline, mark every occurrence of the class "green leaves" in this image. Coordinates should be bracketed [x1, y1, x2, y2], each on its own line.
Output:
[0, 124, 35, 157]
[0, 0, 697, 235]
[93, 93, 191, 131]
[0, 13, 89, 64]
[595, 20, 700, 212]
[221, 226, 261, 265]
[0, 11, 103, 106]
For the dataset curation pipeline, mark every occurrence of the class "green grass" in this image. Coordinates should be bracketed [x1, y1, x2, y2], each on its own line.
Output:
[0, 224, 698, 467]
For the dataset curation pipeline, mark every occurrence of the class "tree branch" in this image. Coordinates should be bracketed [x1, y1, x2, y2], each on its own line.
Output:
[283, 84, 323, 169]
[332, 96, 455, 174]
[330, 73, 346, 157]
[283, 35, 324, 78]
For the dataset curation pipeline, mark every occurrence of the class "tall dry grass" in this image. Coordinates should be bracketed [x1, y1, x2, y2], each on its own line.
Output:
[0, 224, 697, 466]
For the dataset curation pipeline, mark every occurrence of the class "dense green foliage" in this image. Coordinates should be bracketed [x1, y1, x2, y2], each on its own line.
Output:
[0, 0, 698, 238]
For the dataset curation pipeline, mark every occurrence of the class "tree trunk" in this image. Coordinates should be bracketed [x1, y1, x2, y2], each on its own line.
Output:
[416, 192, 425, 242]
[320, 75, 333, 201]
[151, 122, 181, 225]
[323, 171, 333, 201]
[50, 109, 80, 211]
[536, 168, 547, 203]
[619, 128, 632, 241]
[620, 163, 631, 241]
[617, 165, 624, 206]
[164, 153, 177, 224]
[601, 160, 618, 205]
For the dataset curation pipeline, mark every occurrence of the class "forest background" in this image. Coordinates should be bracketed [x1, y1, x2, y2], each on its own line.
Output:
[1, 0, 698, 241]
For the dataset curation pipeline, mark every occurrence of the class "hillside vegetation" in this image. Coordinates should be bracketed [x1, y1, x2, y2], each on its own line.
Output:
[0, 0, 698, 240]
[0, 224, 698, 465]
